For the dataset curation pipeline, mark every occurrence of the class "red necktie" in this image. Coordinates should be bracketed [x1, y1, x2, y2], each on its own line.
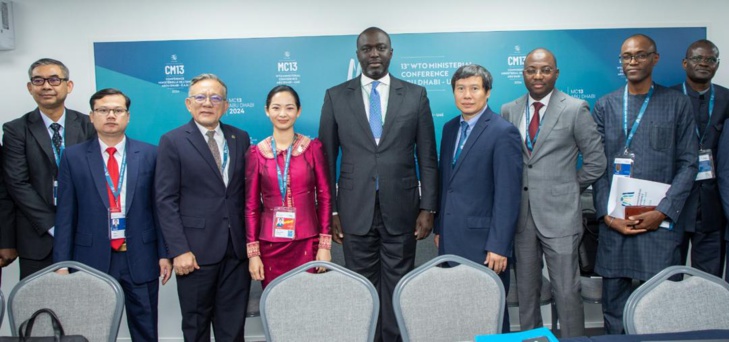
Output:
[107, 147, 125, 250]
[528, 101, 544, 143]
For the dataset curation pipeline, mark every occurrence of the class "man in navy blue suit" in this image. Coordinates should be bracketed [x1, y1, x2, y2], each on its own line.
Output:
[434, 64, 523, 332]
[54, 88, 171, 341]
[156, 74, 251, 341]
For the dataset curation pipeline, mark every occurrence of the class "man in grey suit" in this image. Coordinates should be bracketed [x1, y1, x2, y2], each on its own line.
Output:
[501, 48, 606, 338]
[593, 34, 697, 334]
[318, 27, 438, 341]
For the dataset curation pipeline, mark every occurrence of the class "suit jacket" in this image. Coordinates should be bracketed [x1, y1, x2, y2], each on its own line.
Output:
[155, 120, 250, 265]
[0, 145, 17, 251]
[501, 90, 606, 238]
[716, 118, 729, 242]
[318, 75, 438, 235]
[435, 107, 523, 262]
[2, 109, 95, 260]
[670, 83, 729, 234]
[53, 138, 166, 284]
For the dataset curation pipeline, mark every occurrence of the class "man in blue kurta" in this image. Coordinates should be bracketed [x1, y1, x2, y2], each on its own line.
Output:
[592, 34, 698, 334]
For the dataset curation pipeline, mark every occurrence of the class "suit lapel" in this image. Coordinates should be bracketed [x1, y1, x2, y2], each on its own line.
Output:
[511, 96, 531, 158]
[27, 109, 57, 172]
[87, 139, 110, 209]
[185, 120, 224, 184]
[221, 123, 238, 190]
[345, 77, 377, 147]
[125, 139, 139, 211]
[530, 91, 566, 157]
[64, 110, 85, 146]
[450, 109, 493, 182]
[380, 78, 404, 144]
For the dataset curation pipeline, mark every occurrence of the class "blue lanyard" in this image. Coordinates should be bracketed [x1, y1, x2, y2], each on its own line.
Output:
[271, 137, 293, 206]
[524, 101, 543, 151]
[103, 149, 127, 209]
[623, 84, 654, 151]
[52, 141, 65, 168]
[682, 82, 714, 146]
[222, 141, 229, 173]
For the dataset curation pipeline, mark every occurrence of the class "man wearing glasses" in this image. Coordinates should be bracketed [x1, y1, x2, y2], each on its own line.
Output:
[156, 74, 251, 341]
[501, 48, 605, 338]
[670, 40, 729, 278]
[592, 34, 697, 334]
[54, 88, 172, 341]
[2, 58, 95, 279]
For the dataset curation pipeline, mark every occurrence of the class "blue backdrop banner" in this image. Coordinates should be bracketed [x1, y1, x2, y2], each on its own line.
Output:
[94, 27, 705, 149]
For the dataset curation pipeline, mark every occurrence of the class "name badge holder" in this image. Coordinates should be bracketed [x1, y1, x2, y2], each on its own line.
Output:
[109, 209, 126, 240]
[614, 148, 634, 178]
[53, 180, 58, 206]
[696, 149, 715, 181]
[271, 137, 296, 240]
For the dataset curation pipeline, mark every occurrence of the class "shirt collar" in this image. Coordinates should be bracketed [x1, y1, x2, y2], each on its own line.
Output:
[40, 109, 67, 129]
[361, 73, 391, 87]
[194, 120, 223, 138]
[99, 136, 127, 155]
[460, 105, 488, 127]
[528, 89, 554, 108]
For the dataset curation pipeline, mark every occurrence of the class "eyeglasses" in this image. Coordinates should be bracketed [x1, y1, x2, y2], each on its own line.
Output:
[619, 52, 656, 63]
[30, 76, 68, 86]
[93, 108, 128, 116]
[188, 94, 226, 105]
[524, 67, 555, 76]
[687, 56, 720, 65]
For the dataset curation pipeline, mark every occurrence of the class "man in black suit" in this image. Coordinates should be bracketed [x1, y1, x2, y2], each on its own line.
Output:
[156, 74, 251, 341]
[2, 58, 95, 279]
[0, 144, 17, 286]
[318, 27, 438, 341]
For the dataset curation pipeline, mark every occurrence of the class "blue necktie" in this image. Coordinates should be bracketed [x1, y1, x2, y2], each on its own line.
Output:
[369, 81, 383, 140]
[452, 121, 470, 167]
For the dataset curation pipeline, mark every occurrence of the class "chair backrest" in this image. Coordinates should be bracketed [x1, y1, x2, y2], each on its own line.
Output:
[624, 265, 729, 334]
[7, 261, 124, 342]
[260, 261, 379, 342]
[393, 254, 505, 342]
[0, 289, 4, 329]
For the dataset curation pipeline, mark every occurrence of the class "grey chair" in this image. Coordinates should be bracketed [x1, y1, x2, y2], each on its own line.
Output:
[393, 254, 505, 342]
[7, 261, 124, 342]
[580, 275, 602, 304]
[0, 289, 4, 329]
[260, 261, 378, 342]
[623, 265, 729, 334]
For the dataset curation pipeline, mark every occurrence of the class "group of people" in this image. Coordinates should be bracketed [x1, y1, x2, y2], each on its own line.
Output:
[0, 26, 726, 341]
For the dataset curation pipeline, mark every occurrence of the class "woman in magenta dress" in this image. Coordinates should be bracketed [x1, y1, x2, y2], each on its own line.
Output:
[245, 85, 332, 288]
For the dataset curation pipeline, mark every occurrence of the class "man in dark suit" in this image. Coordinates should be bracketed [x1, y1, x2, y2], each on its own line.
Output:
[671, 39, 729, 277]
[2, 58, 95, 279]
[156, 74, 251, 341]
[54, 88, 172, 341]
[593, 34, 697, 334]
[501, 48, 606, 337]
[435, 64, 523, 333]
[0, 144, 18, 287]
[716, 118, 729, 282]
[318, 27, 438, 341]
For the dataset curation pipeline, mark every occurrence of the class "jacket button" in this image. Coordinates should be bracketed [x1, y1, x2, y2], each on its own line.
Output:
[528, 165, 533, 169]
[523, 187, 528, 191]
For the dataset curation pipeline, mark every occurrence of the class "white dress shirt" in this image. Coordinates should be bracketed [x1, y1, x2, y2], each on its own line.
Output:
[195, 121, 230, 186]
[361, 73, 391, 145]
[519, 90, 554, 141]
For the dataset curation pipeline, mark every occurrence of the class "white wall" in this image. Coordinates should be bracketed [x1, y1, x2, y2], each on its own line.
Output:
[0, 0, 727, 339]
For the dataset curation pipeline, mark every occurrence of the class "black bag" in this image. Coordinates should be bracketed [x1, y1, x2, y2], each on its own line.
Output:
[0, 308, 88, 342]
[579, 189, 599, 276]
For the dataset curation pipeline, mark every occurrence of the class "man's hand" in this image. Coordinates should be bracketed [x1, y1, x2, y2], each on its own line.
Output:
[159, 259, 172, 285]
[414, 210, 434, 240]
[0, 248, 17, 268]
[173, 251, 200, 276]
[332, 215, 344, 244]
[630, 210, 667, 232]
[434, 234, 439, 249]
[484, 251, 507, 274]
[249, 256, 265, 281]
[604, 215, 646, 235]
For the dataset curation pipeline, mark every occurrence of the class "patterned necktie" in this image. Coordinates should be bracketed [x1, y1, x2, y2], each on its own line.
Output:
[369, 81, 383, 140]
[50, 123, 63, 156]
[452, 121, 470, 167]
[206, 130, 223, 175]
[106, 147, 125, 250]
[528, 102, 544, 144]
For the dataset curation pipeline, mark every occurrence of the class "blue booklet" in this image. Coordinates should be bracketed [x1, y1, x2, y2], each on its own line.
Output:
[474, 327, 559, 342]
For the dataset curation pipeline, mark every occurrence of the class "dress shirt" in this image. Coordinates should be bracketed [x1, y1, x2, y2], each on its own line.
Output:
[194, 121, 229, 186]
[40, 109, 67, 143]
[99, 137, 128, 214]
[453, 105, 487, 158]
[518, 90, 554, 140]
[361, 73, 391, 144]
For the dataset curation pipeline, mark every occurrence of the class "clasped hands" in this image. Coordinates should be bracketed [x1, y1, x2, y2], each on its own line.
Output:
[604, 210, 667, 235]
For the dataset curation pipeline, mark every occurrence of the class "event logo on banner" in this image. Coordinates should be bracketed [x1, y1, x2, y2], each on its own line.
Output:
[94, 27, 705, 149]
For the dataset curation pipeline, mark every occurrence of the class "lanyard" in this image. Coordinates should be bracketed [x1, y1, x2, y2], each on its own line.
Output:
[524, 101, 543, 151]
[221, 141, 229, 172]
[623, 84, 654, 151]
[682, 82, 715, 146]
[52, 141, 65, 168]
[271, 137, 293, 206]
[103, 149, 127, 209]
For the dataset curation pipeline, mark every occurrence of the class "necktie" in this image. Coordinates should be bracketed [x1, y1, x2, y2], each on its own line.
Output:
[206, 130, 223, 175]
[50, 123, 63, 156]
[106, 147, 124, 250]
[452, 121, 470, 167]
[369, 81, 383, 140]
[528, 102, 544, 144]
